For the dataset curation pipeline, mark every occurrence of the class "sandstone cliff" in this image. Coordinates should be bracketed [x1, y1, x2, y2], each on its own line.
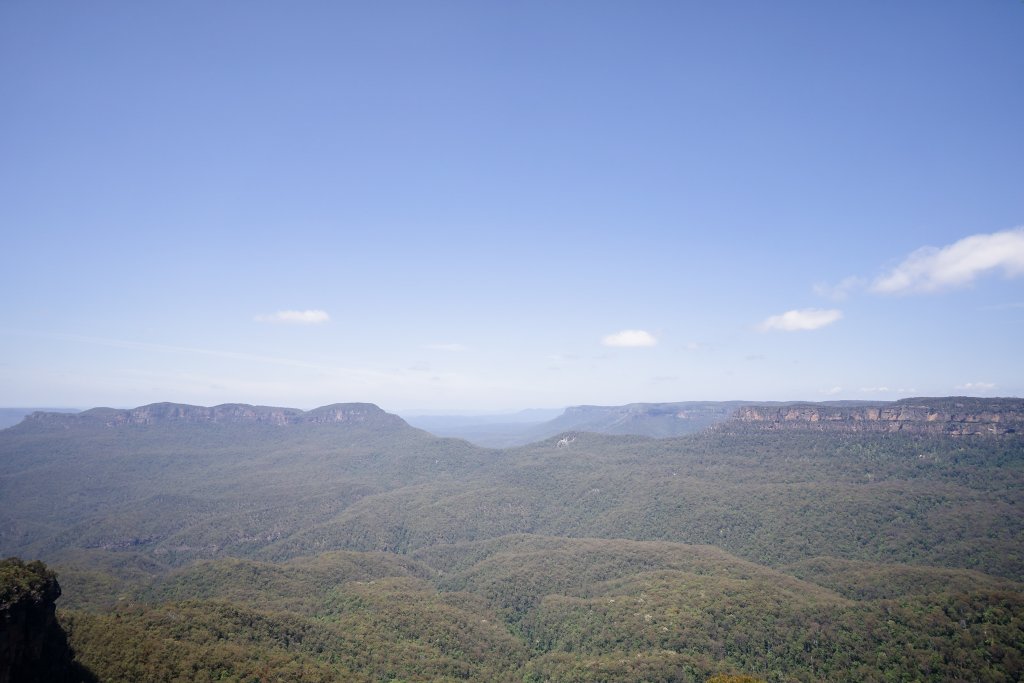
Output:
[729, 397, 1023, 436]
[0, 558, 93, 683]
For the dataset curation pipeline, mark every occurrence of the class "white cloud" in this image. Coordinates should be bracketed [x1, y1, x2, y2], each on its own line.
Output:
[813, 276, 865, 301]
[859, 386, 917, 394]
[254, 310, 330, 324]
[822, 386, 843, 395]
[602, 329, 658, 347]
[425, 343, 468, 352]
[956, 382, 996, 391]
[872, 228, 1024, 294]
[758, 308, 842, 332]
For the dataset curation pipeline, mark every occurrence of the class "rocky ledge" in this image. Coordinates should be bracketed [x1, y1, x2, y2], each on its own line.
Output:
[0, 558, 92, 683]
[730, 397, 1023, 436]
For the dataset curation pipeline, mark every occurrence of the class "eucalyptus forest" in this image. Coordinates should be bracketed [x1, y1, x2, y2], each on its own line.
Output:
[1, 399, 1022, 682]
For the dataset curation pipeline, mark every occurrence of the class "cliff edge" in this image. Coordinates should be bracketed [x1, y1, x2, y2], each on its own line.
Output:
[730, 397, 1023, 436]
[0, 558, 94, 683]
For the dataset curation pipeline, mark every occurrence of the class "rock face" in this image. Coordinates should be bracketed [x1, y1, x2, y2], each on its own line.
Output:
[730, 397, 1024, 436]
[18, 402, 407, 430]
[0, 558, 91, 683]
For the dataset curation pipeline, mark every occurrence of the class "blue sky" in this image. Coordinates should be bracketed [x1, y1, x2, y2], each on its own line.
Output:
[1, 1, 1022, 412]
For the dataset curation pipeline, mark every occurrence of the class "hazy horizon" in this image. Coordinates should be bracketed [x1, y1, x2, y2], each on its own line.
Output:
[2, 393, 1020, 421]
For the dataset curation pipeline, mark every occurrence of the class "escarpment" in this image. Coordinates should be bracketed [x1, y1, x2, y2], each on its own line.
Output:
[0, 558, 92, 683]
[730, 397, 1023, 435]
[18, 401, 406, 430]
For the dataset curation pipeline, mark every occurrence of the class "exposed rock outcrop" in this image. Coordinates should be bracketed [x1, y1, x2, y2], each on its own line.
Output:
[730, 397, 1023, 436]
[0, 558, 93, 683]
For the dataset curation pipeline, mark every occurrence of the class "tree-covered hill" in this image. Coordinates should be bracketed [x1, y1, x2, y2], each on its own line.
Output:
[2, 402, 1022, 578]
[1, 399, 1022, 681]
[48, 538, 1024, 682]
[0, 403, 492, 564]
[262, 428, 1023, 579]
[407, 396, 1024, 446]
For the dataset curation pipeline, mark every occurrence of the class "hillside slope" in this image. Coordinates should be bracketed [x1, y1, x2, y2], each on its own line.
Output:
[54, 537, 1024, 682]
[3, 400, 1021, 578]
[0, 402, 491, 565]
[2, 398, 1022, 681]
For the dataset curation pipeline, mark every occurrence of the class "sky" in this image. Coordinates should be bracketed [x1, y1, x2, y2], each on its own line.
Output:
[1, 1, 1022, 413]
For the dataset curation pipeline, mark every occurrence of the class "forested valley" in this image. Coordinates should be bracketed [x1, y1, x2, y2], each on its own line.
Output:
[1, 400, 1021, 682]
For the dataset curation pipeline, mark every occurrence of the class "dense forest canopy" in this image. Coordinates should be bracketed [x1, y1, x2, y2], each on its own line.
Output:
[1, 399, 1021, 681]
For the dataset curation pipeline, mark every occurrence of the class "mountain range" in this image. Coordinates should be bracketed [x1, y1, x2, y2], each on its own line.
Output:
[1, 397, 1021, 681]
